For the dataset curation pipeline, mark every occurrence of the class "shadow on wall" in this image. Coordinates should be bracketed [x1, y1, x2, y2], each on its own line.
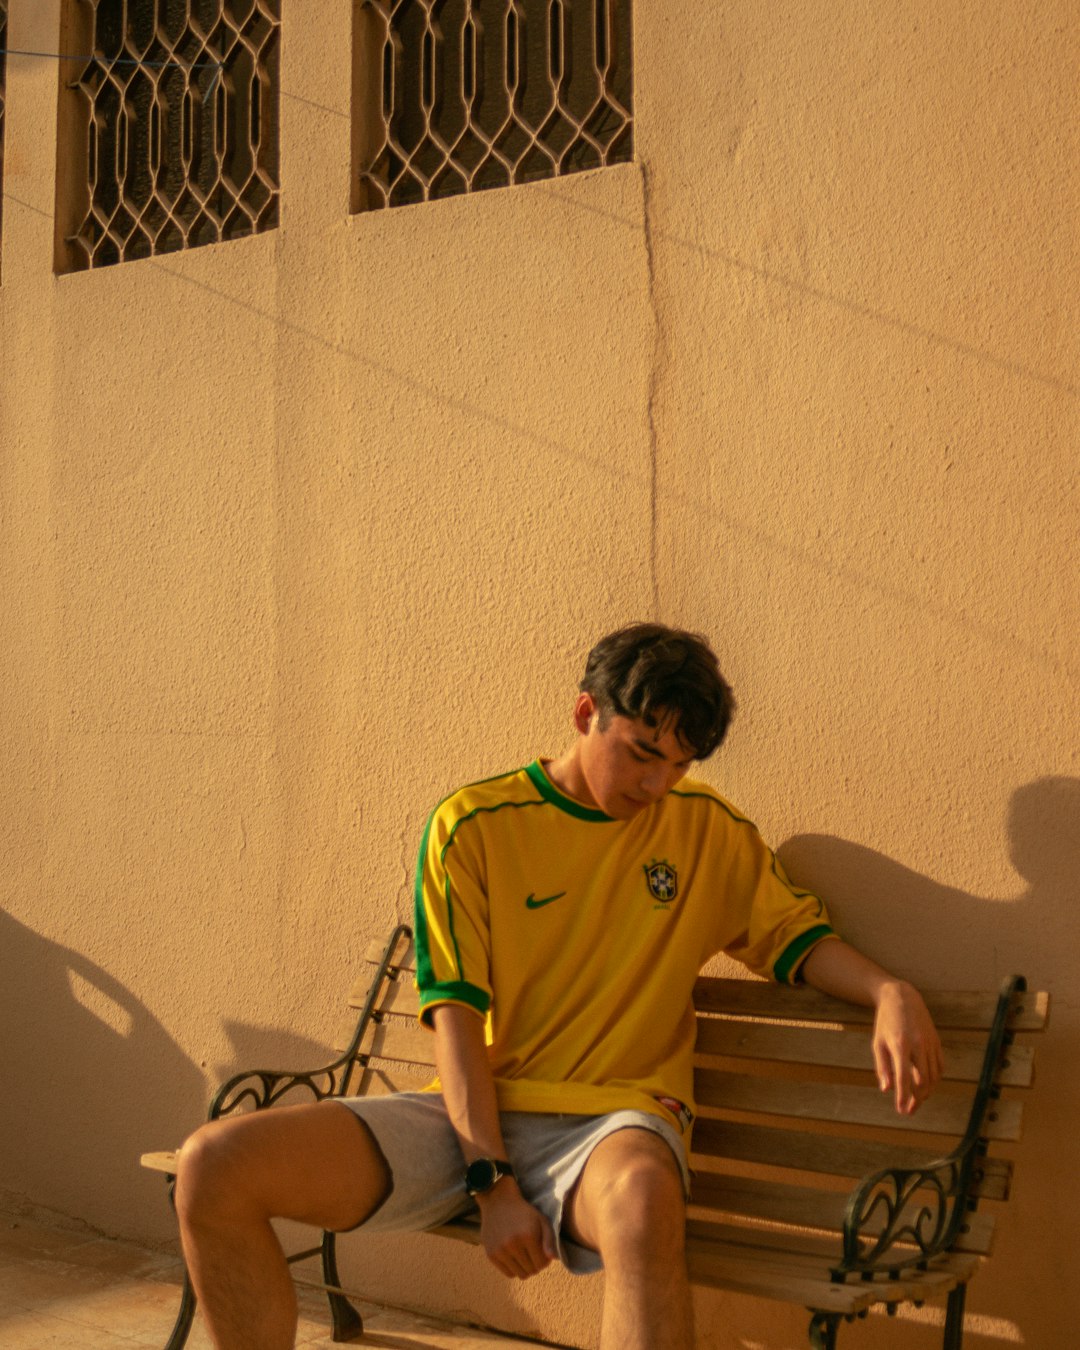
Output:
[214, 1019, 348, 1087]
[778, 776, 1078, 991]
[779, 776, 1080, 1345]
[0, 910, 204, 1238]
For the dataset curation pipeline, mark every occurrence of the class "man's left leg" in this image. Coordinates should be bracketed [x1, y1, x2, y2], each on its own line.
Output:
[564, 1127, 692, 1350]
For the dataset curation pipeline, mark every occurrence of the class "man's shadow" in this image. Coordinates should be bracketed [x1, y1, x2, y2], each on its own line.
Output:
[778, 775, 1077, 991]
[0, 909, 204, 1246]
[777, 776, 1078, 1342]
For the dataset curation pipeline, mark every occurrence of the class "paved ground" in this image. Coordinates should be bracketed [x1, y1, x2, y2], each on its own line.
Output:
[0, 1214, 552, 1349]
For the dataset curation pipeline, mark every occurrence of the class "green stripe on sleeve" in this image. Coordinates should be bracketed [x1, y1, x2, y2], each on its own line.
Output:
[419, 982, 491, 1027]
[412, 810, 439, 991]
[773, 924, 836, 985]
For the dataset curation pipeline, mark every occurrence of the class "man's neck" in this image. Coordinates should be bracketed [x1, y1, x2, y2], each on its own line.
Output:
[543, 750, 598, 809]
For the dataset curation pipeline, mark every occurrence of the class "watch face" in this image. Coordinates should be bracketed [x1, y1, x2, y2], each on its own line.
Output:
[465, 1158, 499, 1195]
[465, 1158, 515, 1195]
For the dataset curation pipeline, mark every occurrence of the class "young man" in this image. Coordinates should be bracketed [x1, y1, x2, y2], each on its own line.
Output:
[175, 624, 943, 1350]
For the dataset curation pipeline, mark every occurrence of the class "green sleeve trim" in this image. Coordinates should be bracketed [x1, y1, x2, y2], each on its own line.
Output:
[774, 924, 836, 985]
[524, 759, 612, 822]
[412, 809, 444, 992]
[418, 981, 491, 1027]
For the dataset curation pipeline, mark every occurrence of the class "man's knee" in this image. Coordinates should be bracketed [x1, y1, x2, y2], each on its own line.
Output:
[589, 1141, 686, 1271]
[176, 1103, 393, 1235]
[175, 1119, 251, 1228]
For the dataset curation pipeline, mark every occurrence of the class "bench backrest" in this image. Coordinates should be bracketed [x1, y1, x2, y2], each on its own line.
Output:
[339, 927, 1047, 1269]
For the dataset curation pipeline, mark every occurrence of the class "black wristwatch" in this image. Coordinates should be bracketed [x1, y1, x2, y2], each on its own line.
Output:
[464, 1157, 516, 1197]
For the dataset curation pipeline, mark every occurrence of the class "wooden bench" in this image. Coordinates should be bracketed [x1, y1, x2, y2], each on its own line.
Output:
[143, 923, 1047, 1350]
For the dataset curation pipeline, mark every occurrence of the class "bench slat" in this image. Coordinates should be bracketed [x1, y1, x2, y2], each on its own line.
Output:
[685, 1240, 980, 1309]
[694, 1070, 1023, 1140]
[695, 1019, 1034, 1087]
[365, 978, 421, 1017]
[693, 977, 1049, 1032]
[689, 1119, 1012, 1201]
[360, 1019, 435, 1065]
[141, 1151, 178, 1174]
[355, 1064, 436, 1096]
[686, 1218, 974, 1268]
[688, 1174, 995, 1255]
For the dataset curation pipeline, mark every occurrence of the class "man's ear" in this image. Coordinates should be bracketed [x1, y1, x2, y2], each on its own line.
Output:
[573, 692, 597, 736]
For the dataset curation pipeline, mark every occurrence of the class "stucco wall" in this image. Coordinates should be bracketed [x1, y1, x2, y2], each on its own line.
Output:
[1, 2, 1076, 1347]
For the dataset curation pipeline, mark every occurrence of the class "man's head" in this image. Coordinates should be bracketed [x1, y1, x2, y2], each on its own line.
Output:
[560, 624, 735, 819]
[579, 623, 735, 760]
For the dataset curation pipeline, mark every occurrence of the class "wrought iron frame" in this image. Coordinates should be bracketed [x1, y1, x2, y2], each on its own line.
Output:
[160, 922, 414, 1349]
[831, 975, 1024, 1280]
[802, 975, 1028, 1350]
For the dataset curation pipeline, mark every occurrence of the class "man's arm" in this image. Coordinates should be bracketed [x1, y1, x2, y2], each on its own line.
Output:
[431, 1004, 557, 1278]
[799, 939, 944, 1115]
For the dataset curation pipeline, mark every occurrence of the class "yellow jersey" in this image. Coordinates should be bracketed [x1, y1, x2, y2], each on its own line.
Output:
[414, 760, 836, 1128]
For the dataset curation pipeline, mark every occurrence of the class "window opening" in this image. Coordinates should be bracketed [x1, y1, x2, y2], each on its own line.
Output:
[57, 0, 280, 272]
[353, 0, 633, 211]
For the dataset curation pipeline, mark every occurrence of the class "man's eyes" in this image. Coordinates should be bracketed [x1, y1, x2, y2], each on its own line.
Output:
[628, 745, 691, 770]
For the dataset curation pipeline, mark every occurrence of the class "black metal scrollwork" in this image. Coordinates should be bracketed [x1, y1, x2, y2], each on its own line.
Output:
[205, 923, 414, 1123]
[210, 1066, 345, 1118]
[830, 975, 1026, 1284]
[838, 1158, 958, 1276]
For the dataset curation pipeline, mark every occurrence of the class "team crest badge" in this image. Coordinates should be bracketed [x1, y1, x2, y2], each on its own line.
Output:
[644, 859, 678, 903]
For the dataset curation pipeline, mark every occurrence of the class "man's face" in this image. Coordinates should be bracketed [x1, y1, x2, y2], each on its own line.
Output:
[574, 694, 695, 820]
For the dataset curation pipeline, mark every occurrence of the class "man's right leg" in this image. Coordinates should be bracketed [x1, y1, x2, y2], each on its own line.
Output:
[174, 1100, 389, 1350]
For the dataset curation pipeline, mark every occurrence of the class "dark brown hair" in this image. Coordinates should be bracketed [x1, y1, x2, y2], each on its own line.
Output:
[579, 624, 735, 760]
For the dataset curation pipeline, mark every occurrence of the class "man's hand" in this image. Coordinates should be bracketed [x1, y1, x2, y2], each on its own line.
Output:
[872, 979, 944, 1115]
[800, 938, 944, 1115]
[430, 1006, 556, 1275]
[476, 1178, 557, 1279]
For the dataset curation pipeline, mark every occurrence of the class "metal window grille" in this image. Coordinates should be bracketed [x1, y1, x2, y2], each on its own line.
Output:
[0, 1, 8, 259]
[58, 0, 280, 272]
[353, 0, 633, 211]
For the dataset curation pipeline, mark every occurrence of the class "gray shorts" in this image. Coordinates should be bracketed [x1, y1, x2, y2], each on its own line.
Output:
[333, 1092, 690, 1275]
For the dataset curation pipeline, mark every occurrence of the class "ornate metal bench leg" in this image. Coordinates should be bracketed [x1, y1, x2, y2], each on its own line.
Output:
[163, 1268, 197, 1350]
[809, 1311, 841, 1349]
[163, 1174, 197, 1350]
[322, 1230, 365, 1342]
[943, 1283, 967, 1350]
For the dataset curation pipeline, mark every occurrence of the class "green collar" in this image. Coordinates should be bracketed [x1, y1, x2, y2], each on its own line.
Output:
[524, 760, 613, 822]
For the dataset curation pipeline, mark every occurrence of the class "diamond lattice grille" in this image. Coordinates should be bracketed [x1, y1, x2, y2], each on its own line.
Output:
[61, 0, 280, 271]
[355, 0, 633, 210]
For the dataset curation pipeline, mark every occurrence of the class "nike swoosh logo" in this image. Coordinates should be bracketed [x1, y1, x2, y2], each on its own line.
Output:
[525, 891, 567, 910]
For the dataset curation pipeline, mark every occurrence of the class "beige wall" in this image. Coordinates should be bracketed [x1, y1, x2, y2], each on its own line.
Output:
[1, 2, 1076, 1346]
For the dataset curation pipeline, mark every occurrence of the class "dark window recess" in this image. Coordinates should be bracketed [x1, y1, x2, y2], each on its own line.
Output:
[354, 0, 633, 210]
[61, 0, 280, 271]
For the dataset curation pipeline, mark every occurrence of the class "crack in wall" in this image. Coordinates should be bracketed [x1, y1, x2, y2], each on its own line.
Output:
[640, 162, 662, 621]
[396, 828, 411, 921]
